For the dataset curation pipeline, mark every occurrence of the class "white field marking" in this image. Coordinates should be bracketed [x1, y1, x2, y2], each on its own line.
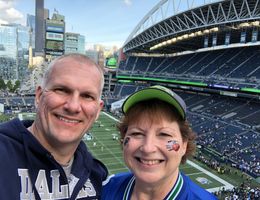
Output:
[187, 160, 234, 192]
[180, 165, 193, 169]
[93, 141, 125, 166]
[187, 172, 204, 176]
[102, 112, 119, 122]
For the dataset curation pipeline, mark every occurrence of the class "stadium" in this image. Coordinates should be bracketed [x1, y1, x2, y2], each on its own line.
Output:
[0, 0, 259, 199]
[101, 0, 260, 199]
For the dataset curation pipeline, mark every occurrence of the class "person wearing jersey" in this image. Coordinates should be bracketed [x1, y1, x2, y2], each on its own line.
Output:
[102, 85, 217, 200]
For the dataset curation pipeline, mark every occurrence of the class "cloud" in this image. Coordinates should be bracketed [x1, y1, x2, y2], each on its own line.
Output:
[85, 40, 124, 50]
[123, 0, 132, 6]
[0, 19, 8, 24]
[0, 0, 24, 24]
[6, 7, 23, 20]
[0, 0, 13, 10]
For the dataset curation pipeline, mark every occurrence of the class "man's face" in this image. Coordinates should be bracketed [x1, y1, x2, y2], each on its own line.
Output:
[34, 57, 103, 148]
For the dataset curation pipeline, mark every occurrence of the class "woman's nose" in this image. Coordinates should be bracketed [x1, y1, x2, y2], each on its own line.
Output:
[139, 136, 157, 153]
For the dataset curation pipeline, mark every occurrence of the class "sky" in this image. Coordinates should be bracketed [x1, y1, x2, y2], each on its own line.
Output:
[0, 0, 159, 49]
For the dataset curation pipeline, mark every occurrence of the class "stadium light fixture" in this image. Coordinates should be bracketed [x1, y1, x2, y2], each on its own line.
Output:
[251, 21, 260, 26]
[158, 43, 163, 47]
[239, 22, 249, 28]
[211, 27, 219, 32]
[183, 34, 189, 39]
[229, 25, 238, 30]
[195, 31, 202, 36]
[150, 28, 208, 51]
[171, 38, 177, 42]
[189, 33, 195, 37]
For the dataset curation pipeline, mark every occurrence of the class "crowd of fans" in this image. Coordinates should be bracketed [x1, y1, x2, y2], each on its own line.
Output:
[195, 153, 259, 199]
[196, 128, 260, 178]
[216, 183, 260, 200]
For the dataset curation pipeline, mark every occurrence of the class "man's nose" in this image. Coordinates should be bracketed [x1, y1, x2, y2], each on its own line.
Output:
[64, 94, 82, 113]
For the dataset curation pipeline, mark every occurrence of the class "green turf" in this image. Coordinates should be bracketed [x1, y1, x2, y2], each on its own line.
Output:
[84, 112, 232, 192]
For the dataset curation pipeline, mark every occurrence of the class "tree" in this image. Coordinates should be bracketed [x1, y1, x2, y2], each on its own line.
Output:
[6, 80, 13, 92]
[0, 78, 6, 90]
[12, 80, 20, 93]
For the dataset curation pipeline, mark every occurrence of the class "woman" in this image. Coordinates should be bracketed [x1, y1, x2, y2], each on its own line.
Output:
[102, 85, 217, 200]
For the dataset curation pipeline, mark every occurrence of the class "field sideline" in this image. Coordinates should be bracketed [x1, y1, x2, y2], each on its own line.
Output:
[84, 112, 234, 192]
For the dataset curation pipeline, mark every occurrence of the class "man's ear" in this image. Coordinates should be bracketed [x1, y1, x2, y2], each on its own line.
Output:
[95, 100, 104, 120]
[35, 86, 43, 107]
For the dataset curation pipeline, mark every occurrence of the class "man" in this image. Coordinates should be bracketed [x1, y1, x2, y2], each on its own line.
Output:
[0, 54, 108, 199]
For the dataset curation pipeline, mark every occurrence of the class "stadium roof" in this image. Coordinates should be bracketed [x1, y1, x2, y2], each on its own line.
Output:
[123, 0, 260, 54]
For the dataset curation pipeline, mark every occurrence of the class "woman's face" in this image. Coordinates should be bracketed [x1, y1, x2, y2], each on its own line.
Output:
[123, 113, 187, 186]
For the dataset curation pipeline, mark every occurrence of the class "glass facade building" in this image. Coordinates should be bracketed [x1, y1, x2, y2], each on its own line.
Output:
[0, 24, 30, 80]
[17, 25, 30, 81]
[64, 32, 85, 54]
[27, 14, 36, 49]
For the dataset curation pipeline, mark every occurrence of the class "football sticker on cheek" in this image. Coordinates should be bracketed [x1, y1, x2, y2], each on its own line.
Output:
[166, 140, 180, 151]
[123, 137, 130, 147]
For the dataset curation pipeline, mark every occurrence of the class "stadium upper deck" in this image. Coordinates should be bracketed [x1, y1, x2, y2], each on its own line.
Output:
[123, 0, 260, 54]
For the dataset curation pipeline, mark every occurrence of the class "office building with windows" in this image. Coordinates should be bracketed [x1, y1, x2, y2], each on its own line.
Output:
[64, 32, 85, 54]
[35, 0, 45, 55]
[45, 13, 65, 57]
[0, 24, 30, 80]
[27, 14, 35, 49]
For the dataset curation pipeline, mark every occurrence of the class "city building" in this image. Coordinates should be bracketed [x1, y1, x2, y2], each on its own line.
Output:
[17, 24, 31, 81]
[64, 32, 85, 54]
[26, 14, 35, 49]
[45, 12, 65, 58]
[85, 50, 99, 63]
[0, 24, 30, 81]
[27, 8, 49, 52]
[35, 0, 45, 55]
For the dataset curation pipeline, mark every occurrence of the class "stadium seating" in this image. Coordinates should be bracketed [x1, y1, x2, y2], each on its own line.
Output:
[118, 46, 260, 89]
[106, 83, 260, 178]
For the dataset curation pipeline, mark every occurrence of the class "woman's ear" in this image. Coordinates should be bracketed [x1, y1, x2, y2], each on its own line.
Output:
[181, 141, 188, 156]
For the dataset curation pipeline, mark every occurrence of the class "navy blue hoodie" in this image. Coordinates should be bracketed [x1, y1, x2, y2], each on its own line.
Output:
[0, 118, 108, 200]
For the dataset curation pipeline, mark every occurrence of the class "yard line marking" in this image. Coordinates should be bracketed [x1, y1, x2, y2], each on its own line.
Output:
[187, 160, 234, 192]
[95, 137, 125, 166]
[187, 172, 204, 176]
[103, 112, 119, 122]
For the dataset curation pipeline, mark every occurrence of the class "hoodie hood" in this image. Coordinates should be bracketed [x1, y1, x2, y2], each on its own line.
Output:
[0, 118, 48, 155]
[0, 118, 108, 199]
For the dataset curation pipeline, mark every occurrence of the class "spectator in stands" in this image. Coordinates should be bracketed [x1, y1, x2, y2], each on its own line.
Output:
[102, 85, 217, 199]
[0, 54, 108, 199]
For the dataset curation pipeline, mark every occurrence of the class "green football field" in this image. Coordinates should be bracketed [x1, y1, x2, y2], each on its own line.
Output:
[84, 112, 234, 192]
